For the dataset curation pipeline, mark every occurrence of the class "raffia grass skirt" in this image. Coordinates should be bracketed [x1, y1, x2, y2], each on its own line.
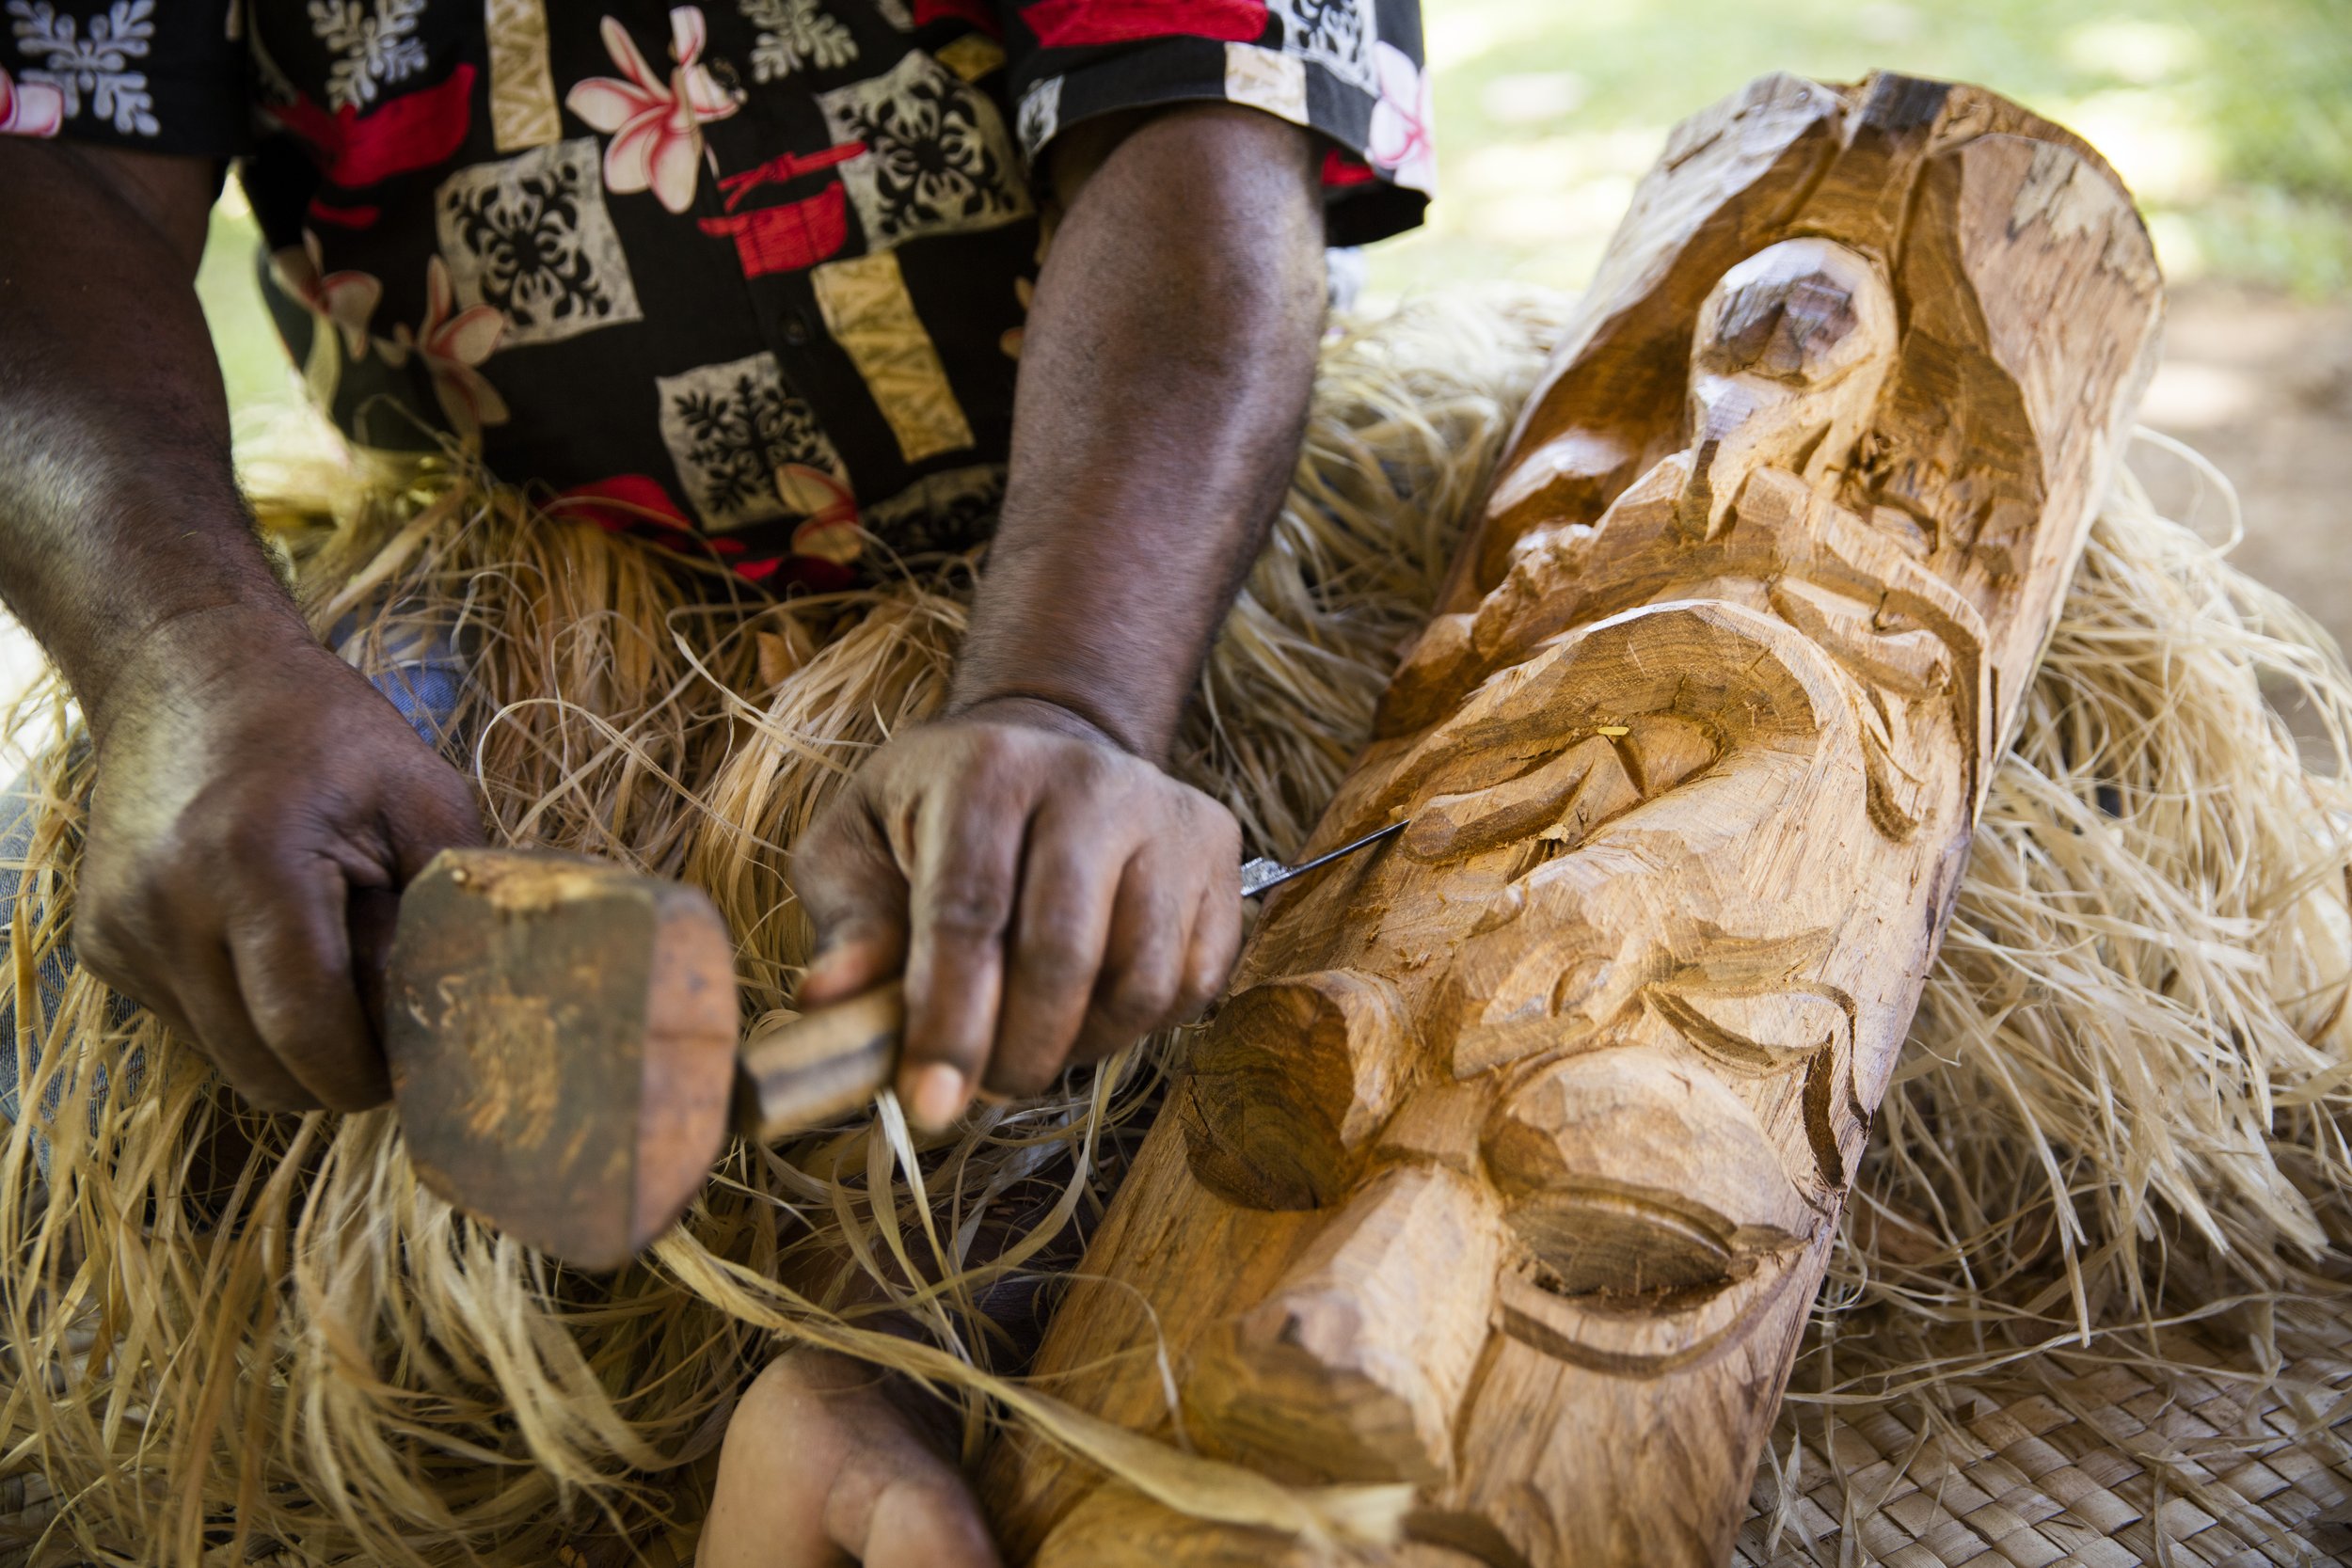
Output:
[0, 291, 2346, 1567]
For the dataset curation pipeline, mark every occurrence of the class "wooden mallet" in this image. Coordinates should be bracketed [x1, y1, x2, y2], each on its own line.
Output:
[383, 847, 902, 1270]
[382, 824, 1408, 1269]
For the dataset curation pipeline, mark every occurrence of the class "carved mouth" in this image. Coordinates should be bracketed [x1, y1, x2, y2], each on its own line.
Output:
[1495, 1240, 1814, 1377]
[1505, 1182, 1804, 1296]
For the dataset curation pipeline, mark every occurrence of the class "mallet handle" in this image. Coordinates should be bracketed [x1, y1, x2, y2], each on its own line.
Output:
[735, 981, 905, 1140]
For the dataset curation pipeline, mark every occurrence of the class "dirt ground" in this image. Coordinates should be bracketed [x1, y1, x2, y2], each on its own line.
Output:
[2137, 283, 2352, 659]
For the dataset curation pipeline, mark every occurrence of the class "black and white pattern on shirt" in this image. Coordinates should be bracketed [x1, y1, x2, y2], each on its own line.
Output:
[740, 0, 856, 82]
[308, 0, 428, 112]
[435, 138, 643, 347]
[8, 0, 158, 134]
[1266, 0, 1376, 89]
[818, 51, 1030, 250]
[657, 352, 846, 530]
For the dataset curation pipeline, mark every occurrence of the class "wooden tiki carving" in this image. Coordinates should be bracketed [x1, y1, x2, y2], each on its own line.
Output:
[984, 73, 2162, 1567]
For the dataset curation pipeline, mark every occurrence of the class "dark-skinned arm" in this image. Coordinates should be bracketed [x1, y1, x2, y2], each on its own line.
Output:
[790, 104, 1327, 1132]
[0, 138, 481, 1112]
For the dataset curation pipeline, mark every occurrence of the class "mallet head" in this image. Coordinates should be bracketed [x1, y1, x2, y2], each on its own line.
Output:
[384, 848, 739, 1270]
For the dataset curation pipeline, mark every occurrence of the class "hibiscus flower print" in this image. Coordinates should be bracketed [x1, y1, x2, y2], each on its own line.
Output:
[565, 8, 744, 214]
[0, 58, 64, 135]
[269, 230, 382, 358]
[380, 256, 508, 437]
[1366, 40, 1435, 196]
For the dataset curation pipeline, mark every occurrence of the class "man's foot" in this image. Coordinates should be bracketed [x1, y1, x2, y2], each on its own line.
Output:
[699, 1345, 1004, 1568]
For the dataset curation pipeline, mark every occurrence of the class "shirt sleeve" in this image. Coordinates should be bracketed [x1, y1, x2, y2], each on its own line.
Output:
[2, 0, 250, 154]
[994, 0, 1430, 247]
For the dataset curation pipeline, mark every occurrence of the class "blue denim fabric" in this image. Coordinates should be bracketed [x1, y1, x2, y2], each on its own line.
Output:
[0, 623, 468, 1138]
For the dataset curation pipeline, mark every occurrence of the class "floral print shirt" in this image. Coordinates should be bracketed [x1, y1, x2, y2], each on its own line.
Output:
[3, 0, 1431, 586]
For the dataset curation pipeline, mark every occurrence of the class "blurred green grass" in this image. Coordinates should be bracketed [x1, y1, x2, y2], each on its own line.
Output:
[199, 0, 2352, 419]
[199, 188, 296, 431]
[1367, 0, 2352, 302]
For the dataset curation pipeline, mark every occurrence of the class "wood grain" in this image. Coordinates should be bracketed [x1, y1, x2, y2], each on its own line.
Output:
[983, 71, 2162, 1566]
[737, 980, 905, 1138]
[385, 849, 738, 1270]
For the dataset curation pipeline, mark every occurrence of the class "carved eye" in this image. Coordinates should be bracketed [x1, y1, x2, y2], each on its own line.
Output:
[1183, 970, 1410, 1212]
[1404, 735, 1636, 863]
[1691, 238, 1896, 388]
[1768, 578, 1952, 698]
[1645, 986, 1850, 1075]
[1402, 715, 1719, 865]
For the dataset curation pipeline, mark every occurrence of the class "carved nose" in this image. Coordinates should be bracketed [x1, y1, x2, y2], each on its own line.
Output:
[1185, 1163, 1502, 1488]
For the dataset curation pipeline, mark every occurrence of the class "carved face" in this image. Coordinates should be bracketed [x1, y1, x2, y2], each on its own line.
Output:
[1170, 239, 1993, 1523]
[996, 81, 2163, 1568]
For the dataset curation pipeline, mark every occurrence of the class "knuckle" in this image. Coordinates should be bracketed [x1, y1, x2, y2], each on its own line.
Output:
[424, 775, 485, 839]
[219, 811, 284, 868]
[73, 881, 123, 945]
[1016, 911, 1094, 988]
[1017, 939, 1092, 995]
[1175, 968, 1225, 1022]
[1063, 748, 1112, 794]
[72, 885, 148, 982]
[72, 926, 131, 990]
[957, 724, 1023, 771]
[926, 878, 1012, 941]
[1102, 967, 1178, 1031]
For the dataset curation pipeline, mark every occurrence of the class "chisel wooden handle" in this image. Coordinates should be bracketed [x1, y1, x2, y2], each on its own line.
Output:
[735, 980, 904, 1140]
[726, 820, 1422, 1143]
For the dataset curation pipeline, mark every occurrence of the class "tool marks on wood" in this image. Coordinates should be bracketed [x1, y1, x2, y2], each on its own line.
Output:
[986, 70, 2162, 1568]
[386, 849, 739, 1271]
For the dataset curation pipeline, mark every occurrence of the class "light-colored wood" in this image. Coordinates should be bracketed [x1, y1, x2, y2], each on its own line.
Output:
[736, 980, 905, 1137]
[983, 71, 2162, 1566]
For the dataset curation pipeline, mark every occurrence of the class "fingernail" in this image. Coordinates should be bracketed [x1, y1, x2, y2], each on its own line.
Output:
[910, 1064, 967, 1131]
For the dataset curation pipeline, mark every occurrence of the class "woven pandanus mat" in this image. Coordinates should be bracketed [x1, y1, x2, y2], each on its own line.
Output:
[1736, 1316, 2352, 1568]
[6, 1325, 2345, 1567]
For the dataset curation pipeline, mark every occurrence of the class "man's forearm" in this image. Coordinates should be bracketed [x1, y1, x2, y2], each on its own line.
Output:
[0, 141, 310, 734]
[948, 106, 1327, 760]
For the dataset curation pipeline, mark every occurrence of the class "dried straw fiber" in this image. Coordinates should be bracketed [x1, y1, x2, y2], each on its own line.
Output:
[0, 288, 2345, 1568]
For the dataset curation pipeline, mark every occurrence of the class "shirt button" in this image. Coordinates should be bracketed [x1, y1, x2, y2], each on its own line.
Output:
[781, 311, 811, 346]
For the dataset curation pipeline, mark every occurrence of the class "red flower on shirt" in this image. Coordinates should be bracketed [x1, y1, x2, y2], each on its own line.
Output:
[550, 474, 698, 534]
[1020, 0, 1267, 46]
[912, 0, 1000, 34]
[268, 64, 476, 188]
[777, 464, 864, 565]
[567, 8, 745, 214]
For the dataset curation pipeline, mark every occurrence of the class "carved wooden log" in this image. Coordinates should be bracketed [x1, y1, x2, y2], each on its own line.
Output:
[984, 72, 2162, 1568]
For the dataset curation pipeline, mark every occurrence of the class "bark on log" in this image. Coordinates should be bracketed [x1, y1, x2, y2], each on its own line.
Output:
[983, 71, 2163, 1568]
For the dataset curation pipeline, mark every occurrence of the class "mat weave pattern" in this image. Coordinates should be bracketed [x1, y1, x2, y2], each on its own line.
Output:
[5, 1329, 2344, 1564]
[1737, 1316, 2352, 1568]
